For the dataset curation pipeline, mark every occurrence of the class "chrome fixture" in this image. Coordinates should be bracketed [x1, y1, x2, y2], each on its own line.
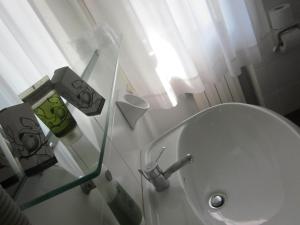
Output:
[139, 147, 193, 192]
[208, 193, 226, 209]
[273, 23, 300, 53]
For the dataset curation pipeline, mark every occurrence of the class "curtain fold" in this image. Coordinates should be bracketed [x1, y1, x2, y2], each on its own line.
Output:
[84, 0, 261, 108]
[0, 0, 264, 176]
[0, 0, 67, 96]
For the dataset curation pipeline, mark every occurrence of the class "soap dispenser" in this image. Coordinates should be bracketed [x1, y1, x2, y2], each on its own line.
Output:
[96, 165, 142, 225]
[51, 66, 105, 116]
[0, 103, 57, 176]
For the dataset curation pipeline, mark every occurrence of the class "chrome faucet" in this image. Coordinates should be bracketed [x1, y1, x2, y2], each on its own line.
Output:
[139, 147, 193, 192]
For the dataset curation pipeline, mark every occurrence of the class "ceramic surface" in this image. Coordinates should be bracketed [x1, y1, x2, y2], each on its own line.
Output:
[116, 94, 150, 129]
[141, 103, 300, 225]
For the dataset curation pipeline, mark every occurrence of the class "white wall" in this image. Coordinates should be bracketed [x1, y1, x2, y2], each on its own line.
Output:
[248, 0, 300, 115]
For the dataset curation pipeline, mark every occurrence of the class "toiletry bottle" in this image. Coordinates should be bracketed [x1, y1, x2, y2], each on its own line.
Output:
[96, 166, 142, 225]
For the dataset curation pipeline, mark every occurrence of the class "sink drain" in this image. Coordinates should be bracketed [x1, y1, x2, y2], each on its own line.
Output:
[208, 193, 226, 209]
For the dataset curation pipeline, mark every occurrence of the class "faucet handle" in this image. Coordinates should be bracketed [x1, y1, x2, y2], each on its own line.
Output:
[138, 169, 150, 181]
[139, 147, 166, 181]
[139, 163, 165, 182]
[154, 147, 166, 163]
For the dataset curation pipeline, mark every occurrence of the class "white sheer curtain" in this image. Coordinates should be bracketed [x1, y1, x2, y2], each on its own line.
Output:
[0, 0, 264, 175]
[85, 0, 261, 108]
[0, 1, 67, 97]
[0, 0, 263, 110]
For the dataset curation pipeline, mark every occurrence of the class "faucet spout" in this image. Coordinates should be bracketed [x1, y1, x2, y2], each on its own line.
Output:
[139, 148, 193, 192]
[163, 154, 193, 179]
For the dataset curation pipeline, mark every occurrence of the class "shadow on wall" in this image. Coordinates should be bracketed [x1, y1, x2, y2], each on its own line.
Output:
[146, 94, 199, 137]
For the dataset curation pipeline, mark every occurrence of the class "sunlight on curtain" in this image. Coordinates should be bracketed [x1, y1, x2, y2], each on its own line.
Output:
[84, 0, 261, 108]
[0, 0, 67, 99]
[148, 33, 191, 106]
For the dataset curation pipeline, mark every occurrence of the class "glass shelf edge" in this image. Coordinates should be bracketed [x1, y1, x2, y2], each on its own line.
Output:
[17, 45, 119, 210]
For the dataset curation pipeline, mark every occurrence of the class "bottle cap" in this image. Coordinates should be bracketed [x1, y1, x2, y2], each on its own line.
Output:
[19, 76, 54, 106]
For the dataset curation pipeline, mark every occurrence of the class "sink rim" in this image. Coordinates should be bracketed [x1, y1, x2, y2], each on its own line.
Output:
[146, 103, 299, 157]
[141, 103, 300, 225]
[177, 103, 300, 225]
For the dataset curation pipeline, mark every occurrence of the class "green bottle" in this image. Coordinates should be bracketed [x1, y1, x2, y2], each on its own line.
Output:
[33, 92, 76, 137]
[20, 76, 77, 138]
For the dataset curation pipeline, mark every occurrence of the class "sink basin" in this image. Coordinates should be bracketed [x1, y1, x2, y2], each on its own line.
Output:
[141, 103, 300, 225]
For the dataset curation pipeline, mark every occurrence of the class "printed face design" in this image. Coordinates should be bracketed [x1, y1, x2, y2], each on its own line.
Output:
[2, 117, 47, 158]
[52, 67, 105, 116]
[72, 80, 95, 108]
[70, 79, 105, 115]
[0, 103, 57, 176]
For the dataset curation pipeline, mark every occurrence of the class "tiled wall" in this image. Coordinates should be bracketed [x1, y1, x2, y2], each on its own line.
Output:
[249, 0, 300, 115]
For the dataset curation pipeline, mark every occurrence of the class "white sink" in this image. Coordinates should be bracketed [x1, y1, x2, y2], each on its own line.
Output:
[141, 103, 300, 225]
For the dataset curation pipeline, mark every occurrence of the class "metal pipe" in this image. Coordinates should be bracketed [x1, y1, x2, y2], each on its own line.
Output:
[163, 154, 193, 179]
[273, 23, 300, 53]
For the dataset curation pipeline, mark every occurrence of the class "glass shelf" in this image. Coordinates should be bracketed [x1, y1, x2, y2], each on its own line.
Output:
[11, 38, 120, 210]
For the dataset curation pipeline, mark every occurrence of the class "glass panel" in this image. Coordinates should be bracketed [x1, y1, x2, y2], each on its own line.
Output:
[13, 40, 119, 209]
